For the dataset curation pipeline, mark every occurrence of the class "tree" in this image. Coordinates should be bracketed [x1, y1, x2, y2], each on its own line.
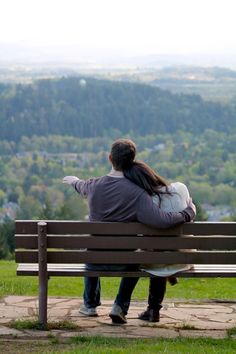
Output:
[194, 201, 208, 221]
[0, 224, 9, 259]
[17, 196, 41, 219]
[57, 195, 88, 220]
[0, 218, 14, 259]
[0, 189, 6, 204]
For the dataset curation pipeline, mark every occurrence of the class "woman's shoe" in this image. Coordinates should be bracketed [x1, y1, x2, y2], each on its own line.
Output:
[138, 308, 160, 322]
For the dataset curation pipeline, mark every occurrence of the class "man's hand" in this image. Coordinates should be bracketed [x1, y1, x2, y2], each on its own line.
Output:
[187, 198, 196, 219]
[62, 176, 79, 185]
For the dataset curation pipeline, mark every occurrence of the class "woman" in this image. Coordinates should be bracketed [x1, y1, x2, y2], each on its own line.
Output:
[124, 160, 193, 322]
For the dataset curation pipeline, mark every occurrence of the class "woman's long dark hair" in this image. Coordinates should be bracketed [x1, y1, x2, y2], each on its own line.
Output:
[124, 160, 170, 198]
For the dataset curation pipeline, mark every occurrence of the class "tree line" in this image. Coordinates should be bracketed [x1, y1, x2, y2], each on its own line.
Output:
[1, 77, 236, 142]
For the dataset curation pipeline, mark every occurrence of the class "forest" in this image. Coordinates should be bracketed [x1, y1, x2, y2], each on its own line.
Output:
[1, 77, 236, 141]
[0, 76, 236, 258]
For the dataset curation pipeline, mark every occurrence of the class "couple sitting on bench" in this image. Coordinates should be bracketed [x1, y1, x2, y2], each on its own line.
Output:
[63, 138, 196, 324]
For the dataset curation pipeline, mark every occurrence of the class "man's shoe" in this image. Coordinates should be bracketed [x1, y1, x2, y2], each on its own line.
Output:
[79, 304, 98, 317]
[138, 308, 160, 322]
[109, 304, 127, 324]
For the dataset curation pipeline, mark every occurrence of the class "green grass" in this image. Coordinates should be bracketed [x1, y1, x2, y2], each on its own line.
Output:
[1, 260, 236, 353]
[0, 337, 236, 354]
[1, 260, 236, 300]
[9, 319, 78, 331]
[227, 326, 236, 337]
[67, 337, 236, 354]
[179, 323, 198, 330]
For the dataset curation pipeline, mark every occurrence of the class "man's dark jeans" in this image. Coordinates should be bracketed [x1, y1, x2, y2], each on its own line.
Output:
[84, 264, 139, 314]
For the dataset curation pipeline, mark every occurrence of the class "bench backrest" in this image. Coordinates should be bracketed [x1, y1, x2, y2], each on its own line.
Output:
[15, 220, 236, 265]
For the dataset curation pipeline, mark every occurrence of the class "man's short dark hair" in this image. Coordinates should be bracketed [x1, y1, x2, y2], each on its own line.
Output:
[110, 139, 136, 171]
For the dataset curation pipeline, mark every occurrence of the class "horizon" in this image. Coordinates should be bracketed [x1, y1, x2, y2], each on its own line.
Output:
[1, 42, 236, 70]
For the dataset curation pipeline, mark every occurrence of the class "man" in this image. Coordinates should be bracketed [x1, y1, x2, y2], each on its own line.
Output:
[63, 138, 196, 324]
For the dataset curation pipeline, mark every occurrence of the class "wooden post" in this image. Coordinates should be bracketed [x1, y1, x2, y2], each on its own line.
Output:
[37, 221, 48, 329]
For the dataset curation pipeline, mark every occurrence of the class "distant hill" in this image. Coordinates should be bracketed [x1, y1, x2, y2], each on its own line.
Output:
[0, 77, 235, 141]
[1, 42, 236, 68]
[98, 66, 236, 102]
[153, 66, 236, 79]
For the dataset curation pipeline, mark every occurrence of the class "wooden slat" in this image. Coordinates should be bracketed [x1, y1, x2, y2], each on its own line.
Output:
[47, 235, 236, 250]
[15, 221, 38, 234]
[182, 222, 236, 235]
[15, 235, 37, 248]
[15, 220, 236, 235]
[15, 250, 236, 264]
[16, 264, 236, 277]
[15, 235, 236, 250]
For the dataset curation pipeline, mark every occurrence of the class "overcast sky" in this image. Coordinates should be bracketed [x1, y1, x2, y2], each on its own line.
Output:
[1, 0, 236, 56]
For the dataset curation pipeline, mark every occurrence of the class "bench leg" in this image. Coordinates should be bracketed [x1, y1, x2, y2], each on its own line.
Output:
[38, 274, 48, 329]
[38, 221, 48, 329]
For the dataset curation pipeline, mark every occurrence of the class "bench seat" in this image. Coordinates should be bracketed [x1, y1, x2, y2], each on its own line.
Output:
[17, 263, 236, 277]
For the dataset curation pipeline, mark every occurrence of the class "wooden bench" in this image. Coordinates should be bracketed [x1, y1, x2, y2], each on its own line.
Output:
[15, 220, 236, 328]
